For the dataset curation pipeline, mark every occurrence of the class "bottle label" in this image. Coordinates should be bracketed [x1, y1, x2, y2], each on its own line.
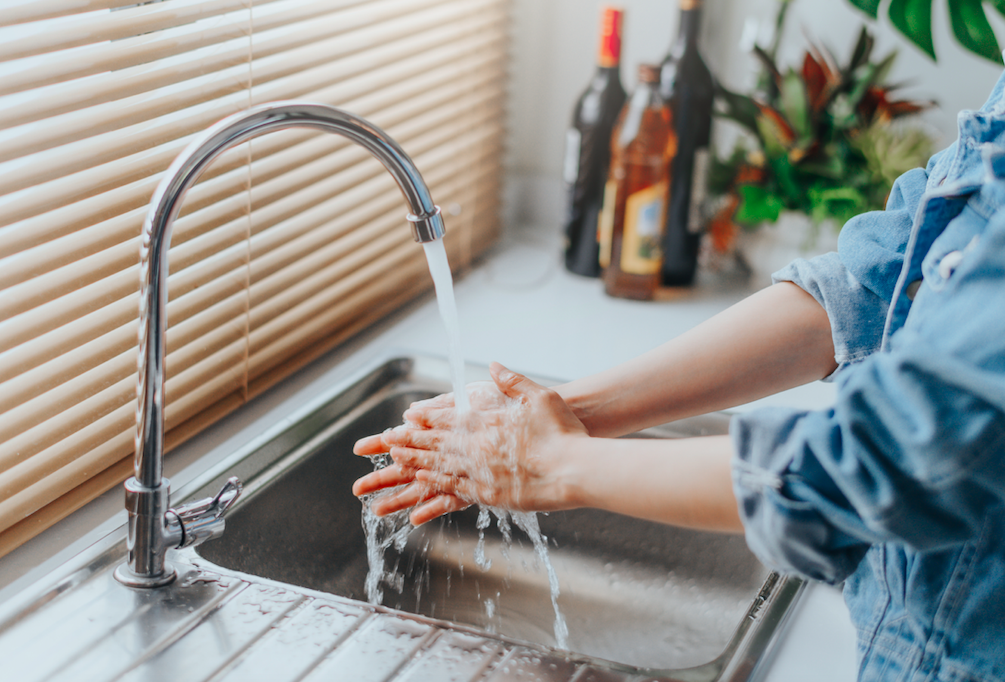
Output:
[687, 147, 710, 234]
[621, 181, 668, 275]
[597, 179, 618, 269]
[563, 128, 582, 185]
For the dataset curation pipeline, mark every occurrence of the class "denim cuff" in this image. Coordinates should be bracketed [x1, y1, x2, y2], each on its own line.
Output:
[730, 409, 870, 585]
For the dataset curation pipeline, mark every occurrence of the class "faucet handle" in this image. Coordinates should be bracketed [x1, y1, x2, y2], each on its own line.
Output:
[170, 477, 243, 549]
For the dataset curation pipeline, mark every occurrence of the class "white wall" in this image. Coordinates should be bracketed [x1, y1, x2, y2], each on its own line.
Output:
[505, 0, 1005, 225]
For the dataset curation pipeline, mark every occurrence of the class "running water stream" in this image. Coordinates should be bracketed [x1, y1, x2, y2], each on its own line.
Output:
[360, 237, 567, 649]
[420, 239, 469, 413]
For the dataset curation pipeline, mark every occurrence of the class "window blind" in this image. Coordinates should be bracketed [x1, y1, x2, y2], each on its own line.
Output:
[0, 0, 509, 557]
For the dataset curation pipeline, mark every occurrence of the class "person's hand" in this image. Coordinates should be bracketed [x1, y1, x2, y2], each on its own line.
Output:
[352, 362, 589, 525]
[351, 382, 504, 523]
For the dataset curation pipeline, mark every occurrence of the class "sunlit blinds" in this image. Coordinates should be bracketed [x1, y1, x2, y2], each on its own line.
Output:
[0, 0, 509, 556]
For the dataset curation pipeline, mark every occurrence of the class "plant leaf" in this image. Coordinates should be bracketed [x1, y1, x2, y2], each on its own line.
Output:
[798, 152, 846, 180]
[802, 51, 831, 112]
[714, 83, 762, 134]
[948, 0, 1003, 63]
[887, 0, 935, 60]
[755, 104, 797, 155]
[752, 44, 784, 96]
[843, 62, 880, 116]
[869, 50, 899, 88]
[765, 151, 802, 204]
[809, 186, 868, 226]
[734, 184, 784, 225]
[846, 25, 876, 75]
[847, 0, 881, 18]
[780, 71, 811, 139]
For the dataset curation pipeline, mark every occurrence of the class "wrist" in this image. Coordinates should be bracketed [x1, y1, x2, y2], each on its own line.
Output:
[554, 382, 607, 436]
[549, 432, 604, 510]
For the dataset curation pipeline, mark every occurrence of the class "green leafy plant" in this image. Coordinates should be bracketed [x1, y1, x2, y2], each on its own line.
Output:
[709, 19, 935, 237]
[848, 0, 1005, 64]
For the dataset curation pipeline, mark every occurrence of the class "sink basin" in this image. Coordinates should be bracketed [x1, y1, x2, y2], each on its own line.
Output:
[190, 355, 802, 678]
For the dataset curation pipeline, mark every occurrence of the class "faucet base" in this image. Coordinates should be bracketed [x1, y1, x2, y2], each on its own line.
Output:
[113, 562, 177, 588]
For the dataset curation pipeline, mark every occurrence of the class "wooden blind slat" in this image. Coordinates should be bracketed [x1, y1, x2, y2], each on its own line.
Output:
[0, 0, 258, 62]
[1, 1, 129, 29]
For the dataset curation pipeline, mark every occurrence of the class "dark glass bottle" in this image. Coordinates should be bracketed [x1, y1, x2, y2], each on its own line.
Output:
[598, 64, 676, 300]
[658, 0, 715, 286]
[561, 6, 627, 277]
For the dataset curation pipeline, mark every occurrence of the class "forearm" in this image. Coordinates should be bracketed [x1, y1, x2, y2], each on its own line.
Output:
[560, 434, 742, 533]
[557, 282, 838, 437]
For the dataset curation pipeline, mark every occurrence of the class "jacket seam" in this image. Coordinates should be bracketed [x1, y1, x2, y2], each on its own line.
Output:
[855, 546, 894, 682]
[919, 518, 989, 682]
[939, 657, 1005, 682]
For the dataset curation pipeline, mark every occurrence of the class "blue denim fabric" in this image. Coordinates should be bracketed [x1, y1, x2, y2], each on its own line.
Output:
[731, 68, 1005, 682]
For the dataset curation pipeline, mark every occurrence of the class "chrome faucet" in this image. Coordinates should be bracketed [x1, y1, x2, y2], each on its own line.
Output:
[114, 102, 446, 588]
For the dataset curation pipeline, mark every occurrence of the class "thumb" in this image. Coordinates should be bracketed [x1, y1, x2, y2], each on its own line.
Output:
[489, 362, 539, 401]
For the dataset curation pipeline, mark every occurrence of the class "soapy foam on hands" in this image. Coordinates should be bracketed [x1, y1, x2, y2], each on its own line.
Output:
[361, 382, 567, 648]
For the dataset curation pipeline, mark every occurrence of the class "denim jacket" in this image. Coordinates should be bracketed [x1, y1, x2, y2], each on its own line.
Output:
[731, 69, 1005, 682]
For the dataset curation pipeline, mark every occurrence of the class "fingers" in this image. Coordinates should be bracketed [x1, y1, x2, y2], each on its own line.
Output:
[352, 463, 416, 496]
[402, 405, 455, 429]
[353, 433, 388, 456]
[382, 429, 468, 473]
[409, 393, 455, 410]
[357, 472, 469, 525]
[404, 394, 456, 427]
[490, 362, 544, 402]
[387, 426, 445, 450]
[414, 469, 487, 506]
[367, 480, 437, 516]
[354, 424, 446, 457]
[388, 444, 461, 475]
[410, 494, 471, 526]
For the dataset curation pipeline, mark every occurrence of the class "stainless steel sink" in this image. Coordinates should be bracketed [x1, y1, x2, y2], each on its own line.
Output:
[189, 355, 802, 679]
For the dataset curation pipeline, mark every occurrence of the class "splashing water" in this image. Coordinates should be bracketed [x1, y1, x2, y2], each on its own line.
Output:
[422, 239, 469, 413]
[477, 506, 568, 649]
[360, 455, 412, 604]
[511, 510, 568, 648]
[361, 237, 567, 648]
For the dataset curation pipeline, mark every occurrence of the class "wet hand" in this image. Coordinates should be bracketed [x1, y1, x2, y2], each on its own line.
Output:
[351, 380, 508, 523]
[352, 362, 589, 525]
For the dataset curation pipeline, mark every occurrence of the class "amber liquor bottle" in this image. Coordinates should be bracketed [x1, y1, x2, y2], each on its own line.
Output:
[561, 6, 627, 277]
[598, 64, 676, 300]
[659, 0, 714, 286]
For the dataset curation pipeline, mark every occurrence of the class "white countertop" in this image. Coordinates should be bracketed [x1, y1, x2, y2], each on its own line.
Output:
[0, 224, 858, 681]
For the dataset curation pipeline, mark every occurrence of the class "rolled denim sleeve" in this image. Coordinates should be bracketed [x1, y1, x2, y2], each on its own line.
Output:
[732, 200, 1005, 585]
[731, 409, 871, 584]
[772, 167, 927, 371]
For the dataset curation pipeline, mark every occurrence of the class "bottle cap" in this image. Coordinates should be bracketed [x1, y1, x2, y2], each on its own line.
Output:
[680, 0, 702, 8]
[598, 6, 624, 68]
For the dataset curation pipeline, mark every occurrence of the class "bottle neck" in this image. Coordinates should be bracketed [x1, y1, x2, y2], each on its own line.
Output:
[675, 8, 702, 49]
[598, 46, 622, 69]
[597, 7, 623, 68]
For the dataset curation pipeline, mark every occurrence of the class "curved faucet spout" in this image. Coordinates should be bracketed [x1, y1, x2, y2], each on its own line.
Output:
[117, 102, 445, 588]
